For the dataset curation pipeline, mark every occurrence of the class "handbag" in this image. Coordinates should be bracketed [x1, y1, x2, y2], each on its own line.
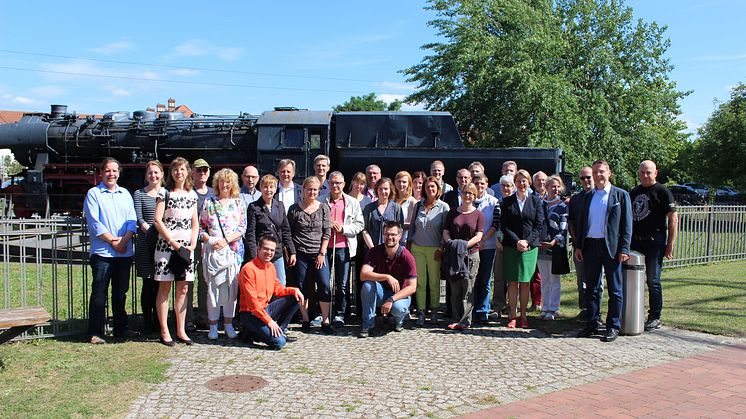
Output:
[552, 247, 571, 275]
[167, 246, 192, 278]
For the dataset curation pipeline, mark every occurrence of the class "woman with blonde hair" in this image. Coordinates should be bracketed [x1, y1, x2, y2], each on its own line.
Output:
[153, 157, 199, 346]
[394, 171, 418, 243]
[199, 168, 246, 340]
[537, 175, 569, 320]
[246, 174, 296, 285]
[134, 160, 163, 333]
[287, 176, 333, 334]
[500, 169, 544, 329]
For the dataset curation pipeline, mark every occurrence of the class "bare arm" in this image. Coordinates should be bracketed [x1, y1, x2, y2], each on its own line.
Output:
[665, 211, 678, 259]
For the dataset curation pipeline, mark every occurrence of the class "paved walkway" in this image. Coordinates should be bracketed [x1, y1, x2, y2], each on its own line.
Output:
[126, 322, 743, 418]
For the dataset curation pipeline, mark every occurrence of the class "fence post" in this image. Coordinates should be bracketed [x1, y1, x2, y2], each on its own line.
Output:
[705, 205, 715, 263]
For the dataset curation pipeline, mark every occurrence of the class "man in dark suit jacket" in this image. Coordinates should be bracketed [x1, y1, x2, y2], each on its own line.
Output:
[441, 168, 471, 209]
[276, 159, 302, 215]
[574, 160, 632, 342]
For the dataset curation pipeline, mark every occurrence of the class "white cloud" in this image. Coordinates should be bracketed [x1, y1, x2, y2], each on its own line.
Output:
[111, 88, 130, 96]
[377, 93, 407, 104]
[168, 68, 201, 77]
[12, 96, 34, 105]
[169, 39, 244, 61]
[88, 41, 136, 55]
[376, 81, 416, 91]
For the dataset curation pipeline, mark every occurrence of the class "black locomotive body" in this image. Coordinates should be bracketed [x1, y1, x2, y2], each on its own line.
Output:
[0, 105, 564, 217]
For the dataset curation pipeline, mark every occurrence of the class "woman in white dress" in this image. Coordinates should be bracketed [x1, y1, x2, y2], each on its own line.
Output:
[153, 157, 199, 346]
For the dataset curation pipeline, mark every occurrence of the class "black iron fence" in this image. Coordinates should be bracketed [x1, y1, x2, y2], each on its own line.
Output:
[2, 205, 746, 340]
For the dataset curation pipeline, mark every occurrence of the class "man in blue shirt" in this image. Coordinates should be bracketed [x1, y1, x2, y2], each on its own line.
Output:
[574, 160, 632, 343]
[83, 158, 138, 344]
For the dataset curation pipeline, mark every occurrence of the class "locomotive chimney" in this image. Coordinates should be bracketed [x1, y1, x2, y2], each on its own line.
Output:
[50, 104, 68, 119]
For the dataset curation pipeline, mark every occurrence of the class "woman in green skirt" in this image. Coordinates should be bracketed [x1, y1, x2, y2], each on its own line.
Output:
[500, 170, 545, 329]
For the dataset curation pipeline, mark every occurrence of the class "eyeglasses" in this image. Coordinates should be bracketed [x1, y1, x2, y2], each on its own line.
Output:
[196, 167, 209, 173]
[580, 176, 592, 180]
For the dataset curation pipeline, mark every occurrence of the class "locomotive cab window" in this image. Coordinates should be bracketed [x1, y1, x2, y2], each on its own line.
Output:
[285, 128, 304, 148]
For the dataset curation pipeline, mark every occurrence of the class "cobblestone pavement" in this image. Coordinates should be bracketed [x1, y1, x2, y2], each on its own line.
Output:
[126, 321, 742, 418]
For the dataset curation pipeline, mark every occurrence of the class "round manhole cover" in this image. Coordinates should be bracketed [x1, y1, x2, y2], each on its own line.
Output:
[205, 375, 267, 393]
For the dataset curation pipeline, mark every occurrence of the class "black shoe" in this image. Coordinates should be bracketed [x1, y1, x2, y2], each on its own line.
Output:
[575, 309, 589, 322]
[527, 304, 538, 313]
[285, 334, 298, 343]
[185, 322, 197, 333]
[301, 322, 311, 333]
[644, 318, 662, 331]
[358, 328, 369, 338]
[602, 329, 619, 342]
[176, 336, 194, 346]
[159, 337, 175, 347]
[576, 326, 596, 338]
[321, 323, 335, 335]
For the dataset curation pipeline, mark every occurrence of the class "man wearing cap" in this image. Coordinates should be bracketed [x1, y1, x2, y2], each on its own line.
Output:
[188, 158, 215, 330]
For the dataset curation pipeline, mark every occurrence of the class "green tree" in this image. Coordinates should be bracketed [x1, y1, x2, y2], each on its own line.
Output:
[692, 83, 746, 191]
[333, 92, 403, 112]
[402, 0, 688, 186]
[1, 152, 24, 180]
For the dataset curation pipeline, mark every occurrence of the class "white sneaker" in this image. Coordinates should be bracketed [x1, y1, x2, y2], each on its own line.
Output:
[224, 324, 238, 339]
[538, 311, 548, 320]
[208, 325, 219, 340]
[416, 312, 425, 327]
[545, 312, 556, 320]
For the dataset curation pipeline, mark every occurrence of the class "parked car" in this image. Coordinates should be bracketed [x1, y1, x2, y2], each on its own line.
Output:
[670, 185, 706, 205]
[683, 182, 709, 196]
[715, 186, 744, 204]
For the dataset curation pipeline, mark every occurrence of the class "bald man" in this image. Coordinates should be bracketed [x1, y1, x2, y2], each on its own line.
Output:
[630, 160, 678, 332]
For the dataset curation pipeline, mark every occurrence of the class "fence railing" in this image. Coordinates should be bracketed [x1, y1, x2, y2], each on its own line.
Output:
[2, 205, 746, 339]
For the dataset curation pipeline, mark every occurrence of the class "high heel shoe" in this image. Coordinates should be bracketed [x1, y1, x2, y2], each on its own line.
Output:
[507, 318, 517, 329]
[159, 337, 175, 347]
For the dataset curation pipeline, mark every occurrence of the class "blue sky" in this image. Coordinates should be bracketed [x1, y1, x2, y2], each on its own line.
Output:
[0, 0, 743, 137]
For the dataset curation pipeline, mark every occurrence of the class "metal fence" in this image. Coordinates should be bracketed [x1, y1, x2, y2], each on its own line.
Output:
[2, 205, 746, 340]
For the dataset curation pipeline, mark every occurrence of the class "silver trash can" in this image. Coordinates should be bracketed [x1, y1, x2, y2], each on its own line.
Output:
[621, 251, 645, 336]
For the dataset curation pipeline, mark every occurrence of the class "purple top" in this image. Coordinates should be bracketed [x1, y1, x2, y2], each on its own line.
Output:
[444, 208, 484, 254]
[363, 245, 417, 290]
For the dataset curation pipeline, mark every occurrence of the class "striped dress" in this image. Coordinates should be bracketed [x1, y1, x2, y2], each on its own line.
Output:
[133, 188, 157, 279]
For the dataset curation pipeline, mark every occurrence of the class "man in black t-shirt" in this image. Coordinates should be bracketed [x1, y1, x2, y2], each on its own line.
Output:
[630, 160, 678, 331]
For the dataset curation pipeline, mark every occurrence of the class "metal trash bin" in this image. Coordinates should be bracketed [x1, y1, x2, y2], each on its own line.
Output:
[621, 251, 646, 335]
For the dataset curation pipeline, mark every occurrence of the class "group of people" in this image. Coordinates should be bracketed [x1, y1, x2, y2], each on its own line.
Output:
[84, 153, 677, 348]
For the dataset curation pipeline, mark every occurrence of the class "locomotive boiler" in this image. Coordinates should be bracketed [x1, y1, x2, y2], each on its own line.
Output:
[0, 104, 564, 217]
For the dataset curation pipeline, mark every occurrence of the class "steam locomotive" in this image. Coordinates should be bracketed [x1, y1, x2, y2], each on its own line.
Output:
[0, 104, 564, 217]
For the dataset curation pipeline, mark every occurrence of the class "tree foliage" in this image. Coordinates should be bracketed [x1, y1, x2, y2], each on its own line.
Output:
[402, 0, 688, 186]
[1, 153, 24, 179]
[333, 92, 402, 112]
[691, 83, 746, 191]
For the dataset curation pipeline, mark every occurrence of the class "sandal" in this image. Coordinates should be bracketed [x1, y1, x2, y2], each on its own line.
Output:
[507, 318, 517, 329]
[520, 318, 529, 329]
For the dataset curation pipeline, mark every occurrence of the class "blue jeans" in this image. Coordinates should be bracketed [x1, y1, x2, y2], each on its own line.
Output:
[360, 281, 411, 330]
[583, 239, 623, 331]
[88, 254, 132, 337]
[631, 233, 666, 320]
[273, 257, 286, 286]
[294, 252, 331, 301]
[240, 296, 299, 350]
[473, 249, 495, 321]
[328, 248, 351, 318]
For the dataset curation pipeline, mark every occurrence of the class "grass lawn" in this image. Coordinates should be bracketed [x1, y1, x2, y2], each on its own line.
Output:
[0, 338, 169, 418]
[553, 260, 746, 337]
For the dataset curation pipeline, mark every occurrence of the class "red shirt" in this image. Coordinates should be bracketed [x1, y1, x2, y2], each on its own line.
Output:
[363, 245, 417, 290]
[239, 257, 297, 324]
[328, 196, 347, 248]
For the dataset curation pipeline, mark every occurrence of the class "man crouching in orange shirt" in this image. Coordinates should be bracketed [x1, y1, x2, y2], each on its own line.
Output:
[239, 234, 304, 349]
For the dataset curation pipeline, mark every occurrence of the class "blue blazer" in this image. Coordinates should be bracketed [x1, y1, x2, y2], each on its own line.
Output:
[500, 193, 544, 248]
[575, 185, 632, 258]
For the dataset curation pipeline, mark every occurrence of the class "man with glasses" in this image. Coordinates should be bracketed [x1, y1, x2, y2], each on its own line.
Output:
[364, 164, 382, 202]
[442, 168, 471, 209]
[358, 221, 417, 337]
[323, 171, 364, 326]
[568, 166, 602, 321]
